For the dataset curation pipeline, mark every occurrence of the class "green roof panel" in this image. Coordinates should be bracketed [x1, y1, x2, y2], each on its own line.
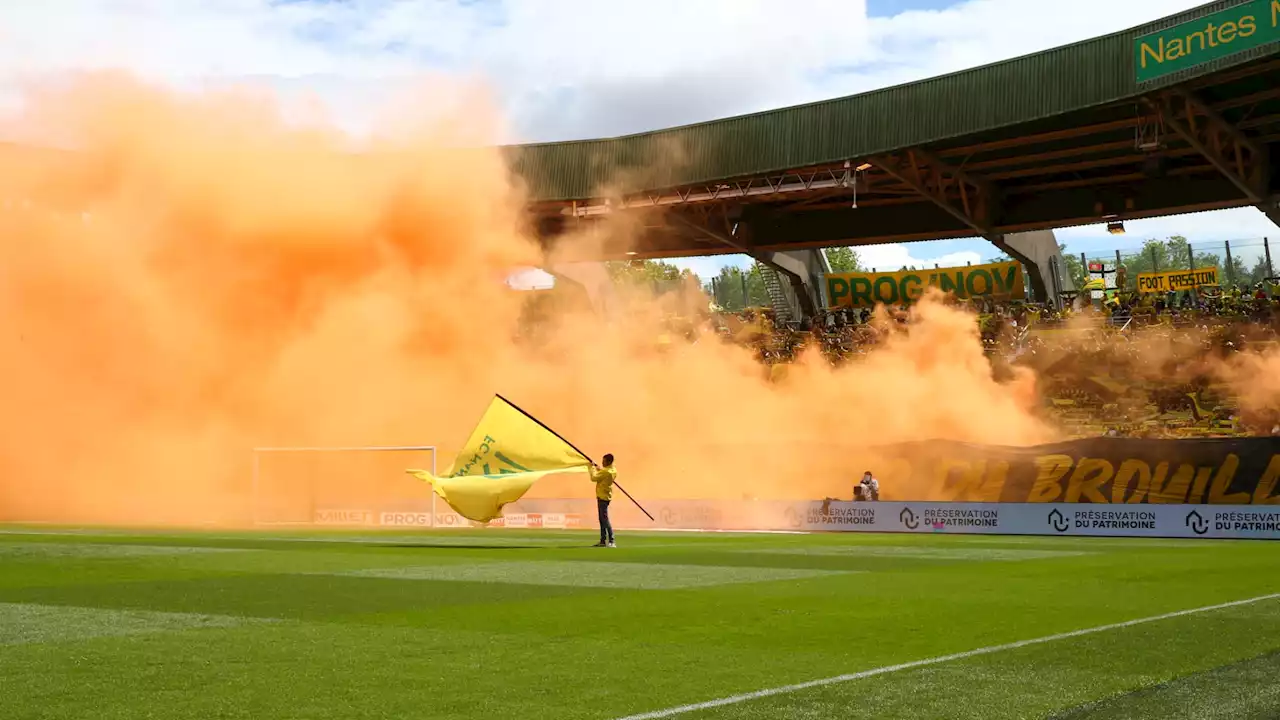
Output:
[510, 1, 1280, 202]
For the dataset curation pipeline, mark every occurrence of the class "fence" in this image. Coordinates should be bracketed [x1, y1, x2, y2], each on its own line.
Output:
[1079, 237, 1276, 291]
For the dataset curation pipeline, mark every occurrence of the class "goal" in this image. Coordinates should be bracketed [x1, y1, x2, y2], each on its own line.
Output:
[250, 445, 438, 528]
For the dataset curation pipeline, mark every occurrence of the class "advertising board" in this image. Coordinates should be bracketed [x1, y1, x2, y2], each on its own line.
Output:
[776, 501, 1280, 540]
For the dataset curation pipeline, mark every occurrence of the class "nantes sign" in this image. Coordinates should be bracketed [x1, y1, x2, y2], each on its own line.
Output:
[826, 260, 1024, 309]
[1135, 0, 1280, 83]
[875, 437, 1280, 505]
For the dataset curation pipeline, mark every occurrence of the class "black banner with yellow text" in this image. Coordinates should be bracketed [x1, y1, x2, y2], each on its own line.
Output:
[875, 437, 1280, 505]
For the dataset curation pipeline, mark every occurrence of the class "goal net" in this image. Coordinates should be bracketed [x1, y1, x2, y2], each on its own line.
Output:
[251, 446, 438, 528]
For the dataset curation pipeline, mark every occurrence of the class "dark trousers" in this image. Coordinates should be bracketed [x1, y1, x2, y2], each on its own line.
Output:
[597, 498, 614, 543]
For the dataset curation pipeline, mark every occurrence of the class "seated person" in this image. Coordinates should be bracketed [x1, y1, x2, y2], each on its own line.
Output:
[855, 471, 880, 501]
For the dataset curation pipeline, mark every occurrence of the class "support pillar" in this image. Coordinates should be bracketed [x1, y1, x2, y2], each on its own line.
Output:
[545, 262, 617, 317]
[1001, 229, 1068, 306]
[758, 247, 829, 319]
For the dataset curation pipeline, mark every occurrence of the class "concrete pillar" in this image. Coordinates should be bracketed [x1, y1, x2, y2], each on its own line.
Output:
[1258, 198, 1280, 231]
[546, 261, 617, 316]
[1001, 229, 1068, 306]
[758, 248, 829, 320]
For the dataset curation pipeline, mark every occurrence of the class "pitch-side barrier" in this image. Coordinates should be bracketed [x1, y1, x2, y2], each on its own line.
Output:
[339, 498, 1280, 540]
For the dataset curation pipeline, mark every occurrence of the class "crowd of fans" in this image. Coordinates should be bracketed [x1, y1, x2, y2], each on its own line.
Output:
[711, 282, 1280, 439]
[510, 273, 1280, 439]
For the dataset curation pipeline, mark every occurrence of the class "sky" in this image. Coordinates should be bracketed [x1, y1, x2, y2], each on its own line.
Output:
[3, 0, 1276, 281]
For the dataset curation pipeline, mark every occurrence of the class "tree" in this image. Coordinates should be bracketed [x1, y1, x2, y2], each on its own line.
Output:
[1221, 252, 1250, 286]
[824, 246, 864, 273]
[605, 259, 695, 294]
[1160, 235, 1191, 271]
[1248, 255, 1273, 285]
[1118, 239, 1178, 282]
[706, 265, 770, 311]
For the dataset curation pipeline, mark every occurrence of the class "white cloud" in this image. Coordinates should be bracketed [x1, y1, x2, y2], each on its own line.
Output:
[0, 0, 873, 140]
[0, 0, 1206, 140]
[849, 0, 1199, 85]
[3, 0, 1266, 281]
[856, 244, 984, 272]
[1056, 207, 1278, 247]
[0, 2, 398, 80]
[506, 267, 556, 290]
[667, 255, 753, 279]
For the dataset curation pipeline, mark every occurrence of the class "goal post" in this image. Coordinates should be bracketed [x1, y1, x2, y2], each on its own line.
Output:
[250, 445, 438, 528]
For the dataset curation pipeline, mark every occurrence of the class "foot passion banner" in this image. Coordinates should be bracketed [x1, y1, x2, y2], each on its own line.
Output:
[869, 437, 1280, 505]
[1135, 267, 1219, 293]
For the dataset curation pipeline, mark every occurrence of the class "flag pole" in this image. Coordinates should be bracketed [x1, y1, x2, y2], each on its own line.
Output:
[495, 394, 655, 522]
[605, 481, 655, 522]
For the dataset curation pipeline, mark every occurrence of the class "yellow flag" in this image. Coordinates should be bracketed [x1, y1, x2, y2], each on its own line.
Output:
[406, 396, 589, 523]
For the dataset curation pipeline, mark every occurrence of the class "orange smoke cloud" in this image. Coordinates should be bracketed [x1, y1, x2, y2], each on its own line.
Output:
[1217, 346, 1280, 429]
[0, 75, 1055, 526]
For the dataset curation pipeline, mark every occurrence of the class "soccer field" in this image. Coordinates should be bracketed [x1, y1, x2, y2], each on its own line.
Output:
[1, 527, 1278, 719]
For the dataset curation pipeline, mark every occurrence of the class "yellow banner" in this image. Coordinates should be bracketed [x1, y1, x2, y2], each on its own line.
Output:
[1135, 267, 1219, 293]
[406, 396, 589, 522]
[826, 261, 1024, 309]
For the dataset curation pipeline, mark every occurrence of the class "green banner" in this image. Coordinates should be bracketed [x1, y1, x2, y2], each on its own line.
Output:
[1135, 0, 1280, 83]
[875, 437, 1280, 505]
[826, 261, 1024, 309]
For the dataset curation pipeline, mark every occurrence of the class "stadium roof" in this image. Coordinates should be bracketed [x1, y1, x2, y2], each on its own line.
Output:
[509, 0, 1280, 203]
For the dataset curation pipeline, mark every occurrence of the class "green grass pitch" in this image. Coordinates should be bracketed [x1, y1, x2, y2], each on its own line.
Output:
[1, 526, 1278, 719]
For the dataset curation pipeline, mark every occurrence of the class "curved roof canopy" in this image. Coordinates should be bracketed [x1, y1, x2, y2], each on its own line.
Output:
[509, 1, 1280, 203]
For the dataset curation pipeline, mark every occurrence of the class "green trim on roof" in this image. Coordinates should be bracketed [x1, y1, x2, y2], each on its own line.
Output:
[509, 1, 1280, 202]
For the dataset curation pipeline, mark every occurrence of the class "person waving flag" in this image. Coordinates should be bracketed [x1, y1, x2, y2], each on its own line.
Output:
[589, 455, 617, 547]
[407, 396, 653, 529]
[406, 396, 590, 523]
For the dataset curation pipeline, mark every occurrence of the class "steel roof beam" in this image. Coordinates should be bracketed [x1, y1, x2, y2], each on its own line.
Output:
[1148, 87, 1268, 204]
[538, 106, 1280, 218]
[555, 169, 857, 217]
[870, 148, 997, 237]
[668, 214, 818, 317]
[870, 147, 1046, 301]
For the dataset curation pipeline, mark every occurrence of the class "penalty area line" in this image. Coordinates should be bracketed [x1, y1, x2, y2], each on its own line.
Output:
[612, 592, 1280, 720]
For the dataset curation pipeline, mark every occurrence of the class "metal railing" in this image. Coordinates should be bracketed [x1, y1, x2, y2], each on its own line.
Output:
[756, 262, 798, 325]
[1078, 237, 1276, 291]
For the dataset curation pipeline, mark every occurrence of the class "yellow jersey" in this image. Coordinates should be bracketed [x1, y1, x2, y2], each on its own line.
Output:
[589, 466, 616, 501]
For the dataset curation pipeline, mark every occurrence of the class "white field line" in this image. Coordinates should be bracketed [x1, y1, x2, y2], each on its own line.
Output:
[613, 592, 1280, 720]
[0, 528, 808, 544]
[340, 561, 853, 590]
